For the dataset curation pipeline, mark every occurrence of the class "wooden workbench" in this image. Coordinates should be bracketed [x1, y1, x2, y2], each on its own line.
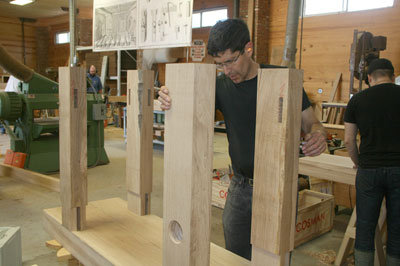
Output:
[299, 153, 356, 185]
[43, 198, 250, 266]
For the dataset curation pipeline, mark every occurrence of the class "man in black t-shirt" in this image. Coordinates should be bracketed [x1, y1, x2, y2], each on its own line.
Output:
[158, 19, 327, 260]
[344, 58, 400, 266]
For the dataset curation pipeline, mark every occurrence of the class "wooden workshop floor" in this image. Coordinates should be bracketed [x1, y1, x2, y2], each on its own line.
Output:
[0, 128, 352, 265]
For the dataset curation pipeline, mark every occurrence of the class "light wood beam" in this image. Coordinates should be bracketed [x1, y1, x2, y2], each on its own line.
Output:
[163, 63, 216, 266]
[0, 163, 59, 192]
[59, 66, 87, 231]
[251, 69, 303, 265]
[126, 70, 154, 215]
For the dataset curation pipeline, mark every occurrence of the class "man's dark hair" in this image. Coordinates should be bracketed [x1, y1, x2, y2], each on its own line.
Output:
[207, 19, 250, 57]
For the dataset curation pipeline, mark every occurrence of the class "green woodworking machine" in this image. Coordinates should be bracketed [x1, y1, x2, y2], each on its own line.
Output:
[0, 45, 109, 173]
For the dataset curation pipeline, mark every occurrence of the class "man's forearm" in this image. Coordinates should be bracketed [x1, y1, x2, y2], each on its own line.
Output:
[310, 122, 327, 139]
[346, 140, 359, 167]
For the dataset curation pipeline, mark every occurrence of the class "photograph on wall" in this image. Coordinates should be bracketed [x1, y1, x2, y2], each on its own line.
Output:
[93, 0, 138, 51]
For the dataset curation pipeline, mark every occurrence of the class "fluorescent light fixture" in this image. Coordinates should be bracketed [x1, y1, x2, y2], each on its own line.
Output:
[10, 0, 34, 6]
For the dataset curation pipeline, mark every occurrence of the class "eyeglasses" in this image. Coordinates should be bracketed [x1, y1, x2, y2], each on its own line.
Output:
[215, 49, 244, 70]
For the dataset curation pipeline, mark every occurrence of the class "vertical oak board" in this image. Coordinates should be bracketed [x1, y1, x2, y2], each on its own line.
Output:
[163, 63, 216, 266]
[126, 70, 154, 215]
[251, 69, 303, 258]
[59, 67, 88, 231]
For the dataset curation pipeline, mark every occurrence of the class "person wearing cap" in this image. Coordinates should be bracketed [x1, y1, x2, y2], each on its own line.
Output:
[344, 58, 400, 266]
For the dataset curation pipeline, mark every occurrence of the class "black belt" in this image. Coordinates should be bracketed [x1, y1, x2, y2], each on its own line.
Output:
[233, 173, 254, 186]
[244, 178, 254, 186]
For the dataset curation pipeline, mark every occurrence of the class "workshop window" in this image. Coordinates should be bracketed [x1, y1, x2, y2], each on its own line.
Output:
[55, 32, 70, 44]
[347, 0, 394, 12]
[192, 13, 201, 28]
[192, 8, 228, 28]
[304, 0, 394, 16]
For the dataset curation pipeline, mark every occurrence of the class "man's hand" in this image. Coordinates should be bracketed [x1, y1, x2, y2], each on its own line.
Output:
[158, 86, 171, 110]
[302, 130, 326, 156]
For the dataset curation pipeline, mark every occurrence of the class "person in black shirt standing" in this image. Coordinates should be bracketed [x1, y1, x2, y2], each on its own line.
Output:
[344, 58, 400, 266]
[158, 19, 327, 260]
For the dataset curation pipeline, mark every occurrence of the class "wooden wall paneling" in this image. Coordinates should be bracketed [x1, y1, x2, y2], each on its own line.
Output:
[0, 16, 37, 71]
[48, 22, 70, 68]
[251, 69, 303, 265]
[267, 0, 400, 103]
[163, 63, 216, 266]
[59, 66, 87, 231]
[126, 70, 154, 215]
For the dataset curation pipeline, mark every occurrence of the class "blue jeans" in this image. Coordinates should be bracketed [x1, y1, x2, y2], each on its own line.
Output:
[355, 167, 400, 258]
[222, 174, 253, 260]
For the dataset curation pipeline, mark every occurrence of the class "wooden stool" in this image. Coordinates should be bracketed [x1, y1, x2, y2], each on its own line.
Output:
[335, 202, 387, 265]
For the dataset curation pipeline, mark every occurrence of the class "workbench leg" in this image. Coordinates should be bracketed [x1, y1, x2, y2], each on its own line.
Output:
[335, 208, 356, 266]
[335, 202, 387, 266]
[126, 70, 154, 215]
[163, 63, 216, 266]
[251, 69, 303, 265]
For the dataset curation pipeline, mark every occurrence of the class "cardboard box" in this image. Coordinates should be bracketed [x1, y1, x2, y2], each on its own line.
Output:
[212, 182, 334, 247]
[295, 190, 334, 247]
[212, 177, 230, 209]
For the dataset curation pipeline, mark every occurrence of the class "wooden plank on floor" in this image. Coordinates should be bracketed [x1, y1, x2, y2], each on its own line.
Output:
[126, 70, 154, 215]
[59, 66, 87, 231]
[251, 69, 303, 265]
[0, 163, 59, 192]
[299, 154, 356, 185]
[43, 198, 250, 266]
[163, 63, 216, 266]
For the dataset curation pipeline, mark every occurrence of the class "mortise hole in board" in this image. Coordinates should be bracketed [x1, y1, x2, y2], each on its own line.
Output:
[169, 220, 183, 244]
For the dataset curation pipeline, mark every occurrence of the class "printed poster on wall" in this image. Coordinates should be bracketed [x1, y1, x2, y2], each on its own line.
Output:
[93, 0, 193, 51]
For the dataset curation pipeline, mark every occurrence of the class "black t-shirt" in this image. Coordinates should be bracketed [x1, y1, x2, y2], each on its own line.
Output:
[344, 83, 400, 168]
[215, 64, 311, 178]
